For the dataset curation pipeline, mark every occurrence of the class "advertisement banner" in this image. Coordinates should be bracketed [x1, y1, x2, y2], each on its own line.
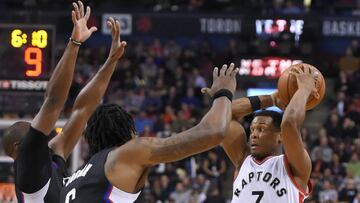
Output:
[322, 17, 360, 37]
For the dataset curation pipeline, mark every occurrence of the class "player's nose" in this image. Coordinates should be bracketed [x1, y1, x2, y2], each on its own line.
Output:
[250, 132, 259, 140]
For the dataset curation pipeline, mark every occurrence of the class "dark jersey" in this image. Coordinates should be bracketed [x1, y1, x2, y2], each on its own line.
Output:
[15, 152, 68, 202]
[60, 148, 140, 203]
[14, 126, 68, 203]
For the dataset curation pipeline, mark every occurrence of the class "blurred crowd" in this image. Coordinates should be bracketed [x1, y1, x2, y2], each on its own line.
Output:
[0, 35, 359, 202]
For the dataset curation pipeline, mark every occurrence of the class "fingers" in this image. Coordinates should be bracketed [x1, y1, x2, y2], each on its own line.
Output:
[71, 10, 76, 24]
[78, 1, 84, 17]
[303, 64, 311, 74]
[220, 64, 227, 77]
[115, 20, 121, 41]
[107, 17, 115, 37]
[73, 2, 80, 20]
[89, 26, 98, 33]
[213, 67, 219, 80]
[84, 6, 91, 21]
[232, 68, 240, 77]
[226, 63, 234, 76]
[201, 87, 211, 95]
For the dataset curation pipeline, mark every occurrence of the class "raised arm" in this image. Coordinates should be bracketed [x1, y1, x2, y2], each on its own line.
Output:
[31, 1, 97, 135]
[49, 18, 126, 160]
[120, 63, 239, 165]
[281, 64, 318, 188]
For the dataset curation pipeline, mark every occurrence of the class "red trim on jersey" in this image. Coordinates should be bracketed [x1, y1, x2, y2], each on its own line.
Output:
[299, 192, 305, 203]
[283, 155, 313, 197]
[251, 155, 273, 165]
[105, 185, 114, 203]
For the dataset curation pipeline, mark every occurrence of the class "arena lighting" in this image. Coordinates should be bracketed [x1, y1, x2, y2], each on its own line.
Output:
[239, 57, 302, 78]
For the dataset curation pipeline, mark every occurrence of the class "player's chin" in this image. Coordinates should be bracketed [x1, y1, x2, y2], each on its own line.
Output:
[250, 148, 261, 157]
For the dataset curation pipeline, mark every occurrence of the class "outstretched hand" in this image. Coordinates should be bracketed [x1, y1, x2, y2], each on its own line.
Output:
[71, 1, 97, 42]
[290, 64, 320, 99]
[201, 63, 239, 97]
[107, 17, 127, 61]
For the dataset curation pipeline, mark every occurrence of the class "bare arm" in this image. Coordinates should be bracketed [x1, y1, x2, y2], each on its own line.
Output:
[231, 95, 274, 119]
[31, 1, 97, 135]
[118, 64, 239, 166]
[49, 18, 126, 160]
[202, 160, 213, 176]
[219, 159, 227, 174]
[222, 120, 248, 168]
[134, 97, 231, 165]
[281, 65, 316, 187]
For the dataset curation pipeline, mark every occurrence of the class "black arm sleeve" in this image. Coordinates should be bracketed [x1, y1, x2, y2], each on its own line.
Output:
[16, 126, 52, 193]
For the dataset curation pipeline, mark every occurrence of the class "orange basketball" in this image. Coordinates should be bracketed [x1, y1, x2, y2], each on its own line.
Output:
[277, 63, 326, 110]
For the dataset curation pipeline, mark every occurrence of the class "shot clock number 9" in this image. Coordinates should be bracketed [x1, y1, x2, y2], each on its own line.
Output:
[0, 24, 55, 80]
[11, 29, 48, 77]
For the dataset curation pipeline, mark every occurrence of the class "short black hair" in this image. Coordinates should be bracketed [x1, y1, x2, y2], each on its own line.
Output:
[84, 104, 136, 155]
[254, 110, 283, 131]
[2, 121, 30, 156]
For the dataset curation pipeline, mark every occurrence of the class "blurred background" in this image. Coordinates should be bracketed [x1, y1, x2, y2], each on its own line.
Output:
[0, 0, 360, 202]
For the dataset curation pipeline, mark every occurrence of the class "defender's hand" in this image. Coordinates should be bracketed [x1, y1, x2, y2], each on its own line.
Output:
[71, 1, 97, 42]
[290, 64, 320, 99]
[107, 17, 127, 61]
[201, 63, 239, 97]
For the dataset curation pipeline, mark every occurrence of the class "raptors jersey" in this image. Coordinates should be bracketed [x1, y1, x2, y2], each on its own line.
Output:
[232, 155, 312, 203]
[60, 148, 140, 203]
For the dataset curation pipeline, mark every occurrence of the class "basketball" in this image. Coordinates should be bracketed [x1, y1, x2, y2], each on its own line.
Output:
[277, 63, 326, 110]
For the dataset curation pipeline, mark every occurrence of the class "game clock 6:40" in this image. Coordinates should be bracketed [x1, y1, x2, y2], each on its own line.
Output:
[0, 24, 55, 84]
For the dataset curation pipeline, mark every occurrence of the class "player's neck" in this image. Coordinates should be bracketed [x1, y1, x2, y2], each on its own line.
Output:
[253, 152, 278, 162]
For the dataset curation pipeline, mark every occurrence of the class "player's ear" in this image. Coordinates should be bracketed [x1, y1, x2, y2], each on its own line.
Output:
[277, 132, 282, 145]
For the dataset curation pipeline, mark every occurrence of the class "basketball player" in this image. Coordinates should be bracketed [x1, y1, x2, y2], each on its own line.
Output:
[220, 64, 317, 203]
[1, 2, 102, 202]
[59, 63, 239, 203]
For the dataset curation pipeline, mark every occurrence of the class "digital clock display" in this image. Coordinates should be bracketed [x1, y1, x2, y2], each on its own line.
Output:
[0, 24, 55, 82]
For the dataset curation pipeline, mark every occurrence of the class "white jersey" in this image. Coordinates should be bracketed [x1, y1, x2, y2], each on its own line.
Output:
[231, 155, 312, 203]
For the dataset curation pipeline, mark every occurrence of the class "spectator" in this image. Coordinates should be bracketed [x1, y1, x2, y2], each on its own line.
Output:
[140, 125, 155, 137]
[140, 56, 158, 86]
[180, 88, 202, 108]
[318, 180, 338, 203]
[281, 0, 302, 14]
[339, 178, 358, 202]
[204, 187, 225, 203]
[311, 135, 333, 164]
[162, 106, 176, 124]
[134, 111, 154, 134]
[170, 182, 192, 203]
[342, 117, 358, 141]
[339, 47, 360, 75]
[156, 123, 174, 138]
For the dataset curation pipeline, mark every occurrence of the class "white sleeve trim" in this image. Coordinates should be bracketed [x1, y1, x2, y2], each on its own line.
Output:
[22, 179, 50, 203]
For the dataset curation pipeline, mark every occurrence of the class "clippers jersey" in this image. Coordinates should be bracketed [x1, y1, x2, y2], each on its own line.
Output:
[60, 148, 141, 203]
[232, 155, 312, 203]
[15, 153, 68, 203]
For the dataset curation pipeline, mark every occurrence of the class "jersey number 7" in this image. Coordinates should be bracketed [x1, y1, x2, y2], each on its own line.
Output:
[252, 191, 264, 203]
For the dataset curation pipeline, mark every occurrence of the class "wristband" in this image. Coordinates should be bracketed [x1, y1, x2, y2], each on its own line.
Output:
[248, 96, 261, 111]
[69, 37, 82, 46]
[213, 89, 233, 102]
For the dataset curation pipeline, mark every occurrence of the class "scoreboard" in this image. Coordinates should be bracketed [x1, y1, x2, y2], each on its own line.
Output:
[0, 24, 55, 91]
